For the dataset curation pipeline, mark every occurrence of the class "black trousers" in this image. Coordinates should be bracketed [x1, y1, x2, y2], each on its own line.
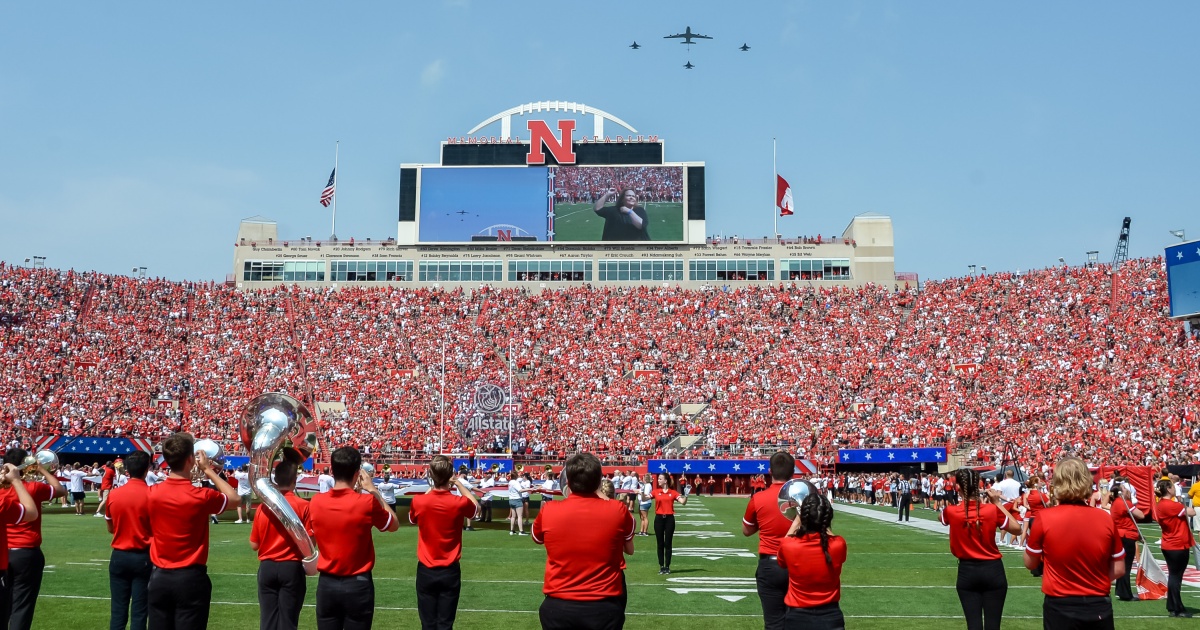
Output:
[756, 554, 788, 630]
[258, 560, 306, 630]
[784, 603, 844, 630]
[316, 572, 374, 630]
[7, 547, 44, 630]
[1162, 548, 1189, 614]
[109, 548, 151, 630]
[1113, 538, 1137, 601]
[538, 595, 625, 630]
[654, 514, 676, 568]
[147, 565, 212, 630]
[480, 499, 492, 522]
[898, 493, 911, 520]
[416, 562, 461, 630]
[0, 570, 10, 628]
[1042, 595, 1113, 630]
[956, 558, 1007, 630]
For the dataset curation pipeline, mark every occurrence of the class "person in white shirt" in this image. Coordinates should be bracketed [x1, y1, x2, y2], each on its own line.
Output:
[67, 466, 88, 515]
[507, 474, 530, 535]
[638, 473, 654, 536]
[376, 473, 398, 511]
[622, 472, 638, 510]
[233, 465, 253, 523]
[993, 469, 1022, 502]
[317, 468, 335, 494]
[478, 472, 496, 522]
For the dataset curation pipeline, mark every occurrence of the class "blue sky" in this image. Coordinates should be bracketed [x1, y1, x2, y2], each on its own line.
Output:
[2, 2, 1197, 281]
[418, 167, 548, 242]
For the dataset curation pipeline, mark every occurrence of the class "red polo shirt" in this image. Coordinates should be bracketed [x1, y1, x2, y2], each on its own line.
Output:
[250, 491, 311, 562]
[743, 481, 793, 555]
[653, 488, 680, 515]
[5, 481, 54, 549]
[1154, 498, 1196, 551]
[939, 501, 1007, 561]
[1025, 489, 1050, 520]
[101, 467, 116, 490]
[777, 533, 846, 608]
[533, 492, 634, 601]
[308, 488, 394, 576]
[1108, 497, 1140, 541]
[1025, 504, 1123, 597]
[0, 492, 26, 569]
[105, 478, 152, 551]
[408, 489, 477, 567]
[149, 477, 228, 569]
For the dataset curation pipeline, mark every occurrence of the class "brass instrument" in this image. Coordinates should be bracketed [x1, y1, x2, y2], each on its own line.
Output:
[778, 479, 816, 521]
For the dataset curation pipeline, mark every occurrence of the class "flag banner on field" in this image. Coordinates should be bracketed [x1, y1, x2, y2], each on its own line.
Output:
[776, 174, 794, 216]
[1137, 544, 1168, 600]
[453, 457, 514, 473]
[837, 448, 947, 464]
[320, 168, 336, 207]
[37, 436, 155, 455]
[648, 459, 820, 476]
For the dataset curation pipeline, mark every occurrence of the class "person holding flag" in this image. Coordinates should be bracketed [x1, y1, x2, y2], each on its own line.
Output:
[1107, 478, 1143, 602]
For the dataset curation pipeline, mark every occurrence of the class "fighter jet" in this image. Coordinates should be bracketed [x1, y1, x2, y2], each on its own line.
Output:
[739, 43, 751, 51]
[664, 26, 712, 45]
[629, 41, 641, 49]
[683, 61, 695, 70]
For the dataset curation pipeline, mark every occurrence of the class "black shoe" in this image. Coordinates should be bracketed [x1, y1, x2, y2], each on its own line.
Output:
[658, 567, 666, 575]
[664, 567, 671, 574]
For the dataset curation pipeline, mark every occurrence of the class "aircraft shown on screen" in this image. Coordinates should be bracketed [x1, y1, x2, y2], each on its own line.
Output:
[664, 26, 712, 45]
[629, 41, 641, 50]
[683, 61, 695, 70]
[739, 43, 751, 51]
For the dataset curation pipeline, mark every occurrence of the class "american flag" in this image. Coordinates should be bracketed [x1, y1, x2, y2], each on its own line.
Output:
[319, 168, 336, 207]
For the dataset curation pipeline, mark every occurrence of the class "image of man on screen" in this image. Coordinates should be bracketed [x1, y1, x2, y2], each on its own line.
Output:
[593, 188, 651, 241]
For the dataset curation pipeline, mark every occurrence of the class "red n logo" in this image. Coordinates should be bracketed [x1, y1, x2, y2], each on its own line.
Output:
[526, 120, 576, 165]
[496, 230, 512, 241]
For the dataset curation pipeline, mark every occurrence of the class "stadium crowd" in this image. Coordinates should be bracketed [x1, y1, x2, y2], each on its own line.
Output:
[553, 166, 683, 204]
[0, 257, 1197, 471]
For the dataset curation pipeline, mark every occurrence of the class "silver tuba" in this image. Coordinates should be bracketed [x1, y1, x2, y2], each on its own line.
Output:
[19, 450, 59, 472]
[240, 393, 319, 569]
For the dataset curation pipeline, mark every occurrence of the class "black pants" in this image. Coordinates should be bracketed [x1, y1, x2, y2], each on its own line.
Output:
[538, 595, 625, 630]
[1042, 595, 1113, 630]
[258, 560, 306, 630]
[416, 562, 461, 630]
[147, 565, 212, 630]
[1162, 548, 1189, 614]
[480, 499, 492, 522]
[110, 548, 151, 630]
[898, 494, 911, 521]
[316, 572, 374, 630]
[756, 554, 788, 630]
[784, 603, 844, 630]
[7, 547, 44, 630]
[654, 514, 676, 568]
[1113, 538, 1137, 601]
[956, 558, 1007, 630]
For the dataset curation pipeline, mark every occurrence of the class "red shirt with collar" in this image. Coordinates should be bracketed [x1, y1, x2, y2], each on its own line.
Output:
[1108, 496, 1140, 540]
[0, 491, 27, 569]
[307, 488, 394, 576]
[1155, 498, 1196, 551]
[105, 478, 152, 551]
[743, 481, 793, 555]
[939, 501, 1007, 561]
[1025, 504, 1124, 597]
[5, 481, 54, 548]
[653, 488, 680, 515]
[250, 491, 311, 562]
[408, 488, 478, 567]
[149, 477, 228, 569]
[101, 466, 116, 490]
[777, 533, 847, 608]
[533, 492, 634, 601]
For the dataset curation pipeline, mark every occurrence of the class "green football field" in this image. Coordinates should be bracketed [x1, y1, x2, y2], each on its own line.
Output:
[32, 495, 1195, 629]
[553, 202, 684, 242]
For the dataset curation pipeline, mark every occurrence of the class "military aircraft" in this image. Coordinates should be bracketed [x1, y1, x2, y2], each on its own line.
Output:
[664, 26, 712, 45]
[629, 41, 641, 50]
[683, 61, 695, 70]
[739, 43, 751, 51]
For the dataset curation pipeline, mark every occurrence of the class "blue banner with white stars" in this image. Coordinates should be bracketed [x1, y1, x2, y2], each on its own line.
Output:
[1165, 239, 1200, 319]
[647, 459, 773, 476]
[43, 436, 148, 455]
[837, 448, 946, 465]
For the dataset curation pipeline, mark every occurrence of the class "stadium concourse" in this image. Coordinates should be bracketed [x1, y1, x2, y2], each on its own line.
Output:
[0, 256, 1197, 473]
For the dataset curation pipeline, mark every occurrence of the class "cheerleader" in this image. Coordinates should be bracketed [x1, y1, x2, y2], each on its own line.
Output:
[940, 468, 1022, 630]
[776, 493, 846, 630]
[652, 473, 687, 575]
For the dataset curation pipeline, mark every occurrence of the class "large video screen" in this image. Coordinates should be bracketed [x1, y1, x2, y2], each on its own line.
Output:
[416, 165, 686, 243]
[1166, 240, 1200, 319]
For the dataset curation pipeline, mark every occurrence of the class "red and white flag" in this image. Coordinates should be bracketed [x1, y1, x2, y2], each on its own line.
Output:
[776, 174, 794, 216]
[1137, 544, 1168, 600]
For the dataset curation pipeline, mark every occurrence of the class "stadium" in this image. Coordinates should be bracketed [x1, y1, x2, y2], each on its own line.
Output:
[3, 101, 1200, 629]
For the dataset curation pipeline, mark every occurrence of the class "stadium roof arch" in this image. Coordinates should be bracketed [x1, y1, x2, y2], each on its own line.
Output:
[467, 101, 638, 140]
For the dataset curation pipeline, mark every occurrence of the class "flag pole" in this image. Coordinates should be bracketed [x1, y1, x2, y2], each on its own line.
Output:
[772, 137, 778, 239]
[331, 141, 339, 240]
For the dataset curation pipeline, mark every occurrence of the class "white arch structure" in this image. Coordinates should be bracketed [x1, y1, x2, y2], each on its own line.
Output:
[476, 224, 536, 238]
[468, 101, 637, 141]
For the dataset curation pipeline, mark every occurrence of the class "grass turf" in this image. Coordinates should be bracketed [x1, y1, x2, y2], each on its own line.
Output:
[552, 202, 684, 242]
[31, 494, 1196, 628]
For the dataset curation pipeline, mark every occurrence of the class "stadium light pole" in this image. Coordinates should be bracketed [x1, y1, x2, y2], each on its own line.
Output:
[967, 264, 976, 278]
[508, 338, 513, 455]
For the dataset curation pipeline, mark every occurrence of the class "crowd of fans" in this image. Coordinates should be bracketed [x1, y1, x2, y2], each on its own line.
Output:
[553, 166, 683, 204]
[0, 257, 1196, 471]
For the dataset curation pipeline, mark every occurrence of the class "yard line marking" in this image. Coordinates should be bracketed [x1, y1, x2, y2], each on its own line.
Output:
[66, 562, 102, 566]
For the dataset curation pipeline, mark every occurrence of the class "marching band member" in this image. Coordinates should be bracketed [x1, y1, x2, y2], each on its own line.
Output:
[408, 455, 481, 630]
[742, 451, 798, 630]
[1153, 478, 1196, 617]
[105, 451, 153, 630]
[2, 448, 65, 630]
[533, 453, 634, 630]
[1107, 478, 1142, 602]
[653, 473, 687, 575]
[147, 433, 240, 630]
[249, 450, 310, 630]
[1023, 457, 1125, 630]
[777, 492, 846, 630]
[940, 468, 1021, 630]
[307, 446, 399, 629]
[0, 463, 37, 628]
